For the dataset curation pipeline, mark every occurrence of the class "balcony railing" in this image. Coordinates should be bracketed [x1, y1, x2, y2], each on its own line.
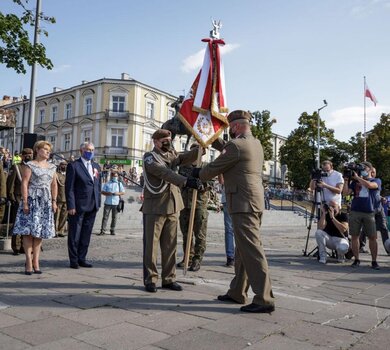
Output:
[105, 109, 130, 120]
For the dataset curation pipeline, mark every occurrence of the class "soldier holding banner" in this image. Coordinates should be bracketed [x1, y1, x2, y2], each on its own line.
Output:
[193, 110, 275, 314]
[141, 129, 204, 293]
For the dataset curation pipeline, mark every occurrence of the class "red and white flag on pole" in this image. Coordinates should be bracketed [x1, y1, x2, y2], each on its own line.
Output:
[178, 38, 229, 148]
[365, 86, 377, 106]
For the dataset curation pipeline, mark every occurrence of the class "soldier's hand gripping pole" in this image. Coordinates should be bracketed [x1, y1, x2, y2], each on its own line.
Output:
[183, 146, 204, 275]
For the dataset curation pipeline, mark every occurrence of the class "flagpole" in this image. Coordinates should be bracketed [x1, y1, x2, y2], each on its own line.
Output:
[363, 76, 367, 161]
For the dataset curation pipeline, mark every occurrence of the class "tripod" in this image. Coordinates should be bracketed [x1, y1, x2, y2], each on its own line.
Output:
[303, 184, 325, 256]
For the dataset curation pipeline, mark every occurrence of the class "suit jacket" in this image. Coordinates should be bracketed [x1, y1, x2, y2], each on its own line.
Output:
[141, 147, 198, 215]
[199, 132, 265, 214]
[65, 158, 101, 213]
[6, 163, 26, 202]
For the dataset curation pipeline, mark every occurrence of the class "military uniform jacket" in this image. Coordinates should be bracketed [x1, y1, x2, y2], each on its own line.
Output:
[199, 132, 265, 214]
[6, 163, 26, 202]
[56, 172, 67, 202]
[141, 147, 198, 215]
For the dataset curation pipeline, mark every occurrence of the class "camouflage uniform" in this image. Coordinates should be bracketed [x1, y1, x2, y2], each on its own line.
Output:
[179, 164, 210, 270]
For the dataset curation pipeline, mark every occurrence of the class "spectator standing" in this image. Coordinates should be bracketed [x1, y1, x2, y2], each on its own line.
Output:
[65, 142, 101, 269]
[13, 141, 57, 274]
[99, 169, 125, 236]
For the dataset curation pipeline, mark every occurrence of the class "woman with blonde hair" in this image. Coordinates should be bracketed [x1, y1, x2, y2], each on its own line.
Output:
[13, 141, 57, 274]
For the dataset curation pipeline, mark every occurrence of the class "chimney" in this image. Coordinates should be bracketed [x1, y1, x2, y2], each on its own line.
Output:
[53, 87, 63, 93]
[121, 73, 130, 80]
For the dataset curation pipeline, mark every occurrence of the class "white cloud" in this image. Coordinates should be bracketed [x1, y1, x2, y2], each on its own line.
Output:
[50, 64, 71, 73]
[350, 0, 390, 17]
[181, 43, 240, 73]
[326, 104, 390, 141]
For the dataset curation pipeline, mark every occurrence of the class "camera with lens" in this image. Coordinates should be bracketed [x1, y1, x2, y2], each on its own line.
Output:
[311, 168, 328, 181]
[343, 162, 365, 178]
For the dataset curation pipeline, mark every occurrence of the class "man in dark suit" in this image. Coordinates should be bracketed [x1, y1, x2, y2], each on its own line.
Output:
[65, 142, 101, 269]
[193, 110, 275, 314]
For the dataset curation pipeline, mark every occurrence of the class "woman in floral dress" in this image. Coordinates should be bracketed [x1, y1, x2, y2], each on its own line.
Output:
[13, 141, 57, 274]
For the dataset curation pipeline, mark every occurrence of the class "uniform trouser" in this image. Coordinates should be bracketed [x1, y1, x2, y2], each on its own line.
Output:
[143, 213, 178, 286]
[315, 229, 349, 259]
[227, 212, 275, 306]
[55, 202, 67, 233]
[101, 204, 118, 233]
[67, 210, 97, 265]
[179, 208, 208, 262]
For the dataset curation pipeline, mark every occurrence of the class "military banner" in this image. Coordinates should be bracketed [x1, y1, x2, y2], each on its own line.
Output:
[178, 38, 229, 148]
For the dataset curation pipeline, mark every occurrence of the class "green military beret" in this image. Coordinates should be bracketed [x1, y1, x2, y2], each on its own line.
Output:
[152, 129, 172, 140]
[227, 110, 252, 123]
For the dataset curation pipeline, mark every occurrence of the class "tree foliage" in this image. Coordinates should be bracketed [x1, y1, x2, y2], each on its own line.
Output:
[250, 110, 276, 161]
[0, 0, 55, 74]
[279, 112, 336, 189]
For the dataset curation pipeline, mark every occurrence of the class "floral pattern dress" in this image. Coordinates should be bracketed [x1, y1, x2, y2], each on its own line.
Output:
[13, 162, 57, 239]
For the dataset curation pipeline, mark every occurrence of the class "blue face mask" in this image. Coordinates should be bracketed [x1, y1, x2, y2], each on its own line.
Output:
[111, 177, 118, 182]
[83, 151, 94, 161]
[361, 170, 369, 177]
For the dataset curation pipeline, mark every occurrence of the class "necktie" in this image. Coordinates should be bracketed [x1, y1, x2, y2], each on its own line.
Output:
[87, 162, 94, 180]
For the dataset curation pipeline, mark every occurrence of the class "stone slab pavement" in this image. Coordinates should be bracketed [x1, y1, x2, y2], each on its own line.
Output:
[0, 187, 389, 349]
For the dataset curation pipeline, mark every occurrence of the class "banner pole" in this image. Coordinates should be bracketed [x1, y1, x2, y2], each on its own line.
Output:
[183, 146, 204, 275]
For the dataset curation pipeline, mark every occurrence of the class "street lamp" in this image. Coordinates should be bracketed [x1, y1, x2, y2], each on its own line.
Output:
[316, 100, 328, 169]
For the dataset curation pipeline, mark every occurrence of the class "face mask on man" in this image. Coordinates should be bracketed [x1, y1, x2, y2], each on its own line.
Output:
[111, 176, 118, 182]
[83, 151, 94, 161]
[361, 170, 369, 177]
[161, 140, 172, 152]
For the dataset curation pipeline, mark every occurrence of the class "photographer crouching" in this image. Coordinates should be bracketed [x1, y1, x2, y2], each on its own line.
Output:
[342, 161, 380, 270]
[310, 160, 344, 206]
[315, 201, 349, 264]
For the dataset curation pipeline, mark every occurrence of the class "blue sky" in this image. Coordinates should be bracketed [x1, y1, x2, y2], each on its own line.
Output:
[1, 0, 390, 141]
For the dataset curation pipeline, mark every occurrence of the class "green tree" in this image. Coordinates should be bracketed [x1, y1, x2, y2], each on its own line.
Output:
[250, 110, 276, 161]
[366, 114, 390, 192]
[0, 0, 55, 74]
[279, 112, 335, 189]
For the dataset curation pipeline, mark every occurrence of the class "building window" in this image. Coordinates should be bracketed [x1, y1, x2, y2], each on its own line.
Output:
[81, 129, 92, 143]
[112, 96, 125, 112]
[111, 128, 124, 147]
[49, 135, 56, 151]
[65, 103, 72, 119]
[39, 109, 45, 124]
[269, 164, 274, 176]
[146, 101, 154, 119]
[181, 141, 186, 151]
[64, 133, 71, 151]
[85, 97, 92, 115]
[144, 132, 152, 150]
[51, 106, 58, 122]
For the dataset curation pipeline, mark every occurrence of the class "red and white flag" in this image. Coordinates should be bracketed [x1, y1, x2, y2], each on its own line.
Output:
[365, 86, 377, 106]
[178, 38, 229, 148]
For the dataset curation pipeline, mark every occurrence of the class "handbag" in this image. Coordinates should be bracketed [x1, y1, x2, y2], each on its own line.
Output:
[117, 197, 125, 213]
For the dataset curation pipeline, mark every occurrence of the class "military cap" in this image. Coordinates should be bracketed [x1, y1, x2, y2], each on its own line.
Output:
[227, 110, 252, 123]
[22, 148, 33, 155]
[152, 129, 172, 140]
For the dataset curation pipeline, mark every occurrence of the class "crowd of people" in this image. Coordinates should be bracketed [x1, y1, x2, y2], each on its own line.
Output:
[2, 109, 389, 316]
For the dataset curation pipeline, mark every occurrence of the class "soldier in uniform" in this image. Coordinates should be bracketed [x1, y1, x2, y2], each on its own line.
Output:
[55, 160, 68, 237]
[142, 129, 204, 293]
[193, 110, 275, 313]
[7, 148, 33, 254]
[178, 144, 212, 272]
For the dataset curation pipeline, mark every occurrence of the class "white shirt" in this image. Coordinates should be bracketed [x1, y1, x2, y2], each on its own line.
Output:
[80, 157, 94, 180]
[322, 170, 344, 205]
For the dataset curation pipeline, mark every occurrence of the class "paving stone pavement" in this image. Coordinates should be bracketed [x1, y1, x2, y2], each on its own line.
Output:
[0, 187, 389, 350]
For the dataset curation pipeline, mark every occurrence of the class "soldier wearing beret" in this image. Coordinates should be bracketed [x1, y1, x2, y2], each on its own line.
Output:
[193, 110, 275, 313]
[55, 160, 68, 237]
[141, 128, 204, 293]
